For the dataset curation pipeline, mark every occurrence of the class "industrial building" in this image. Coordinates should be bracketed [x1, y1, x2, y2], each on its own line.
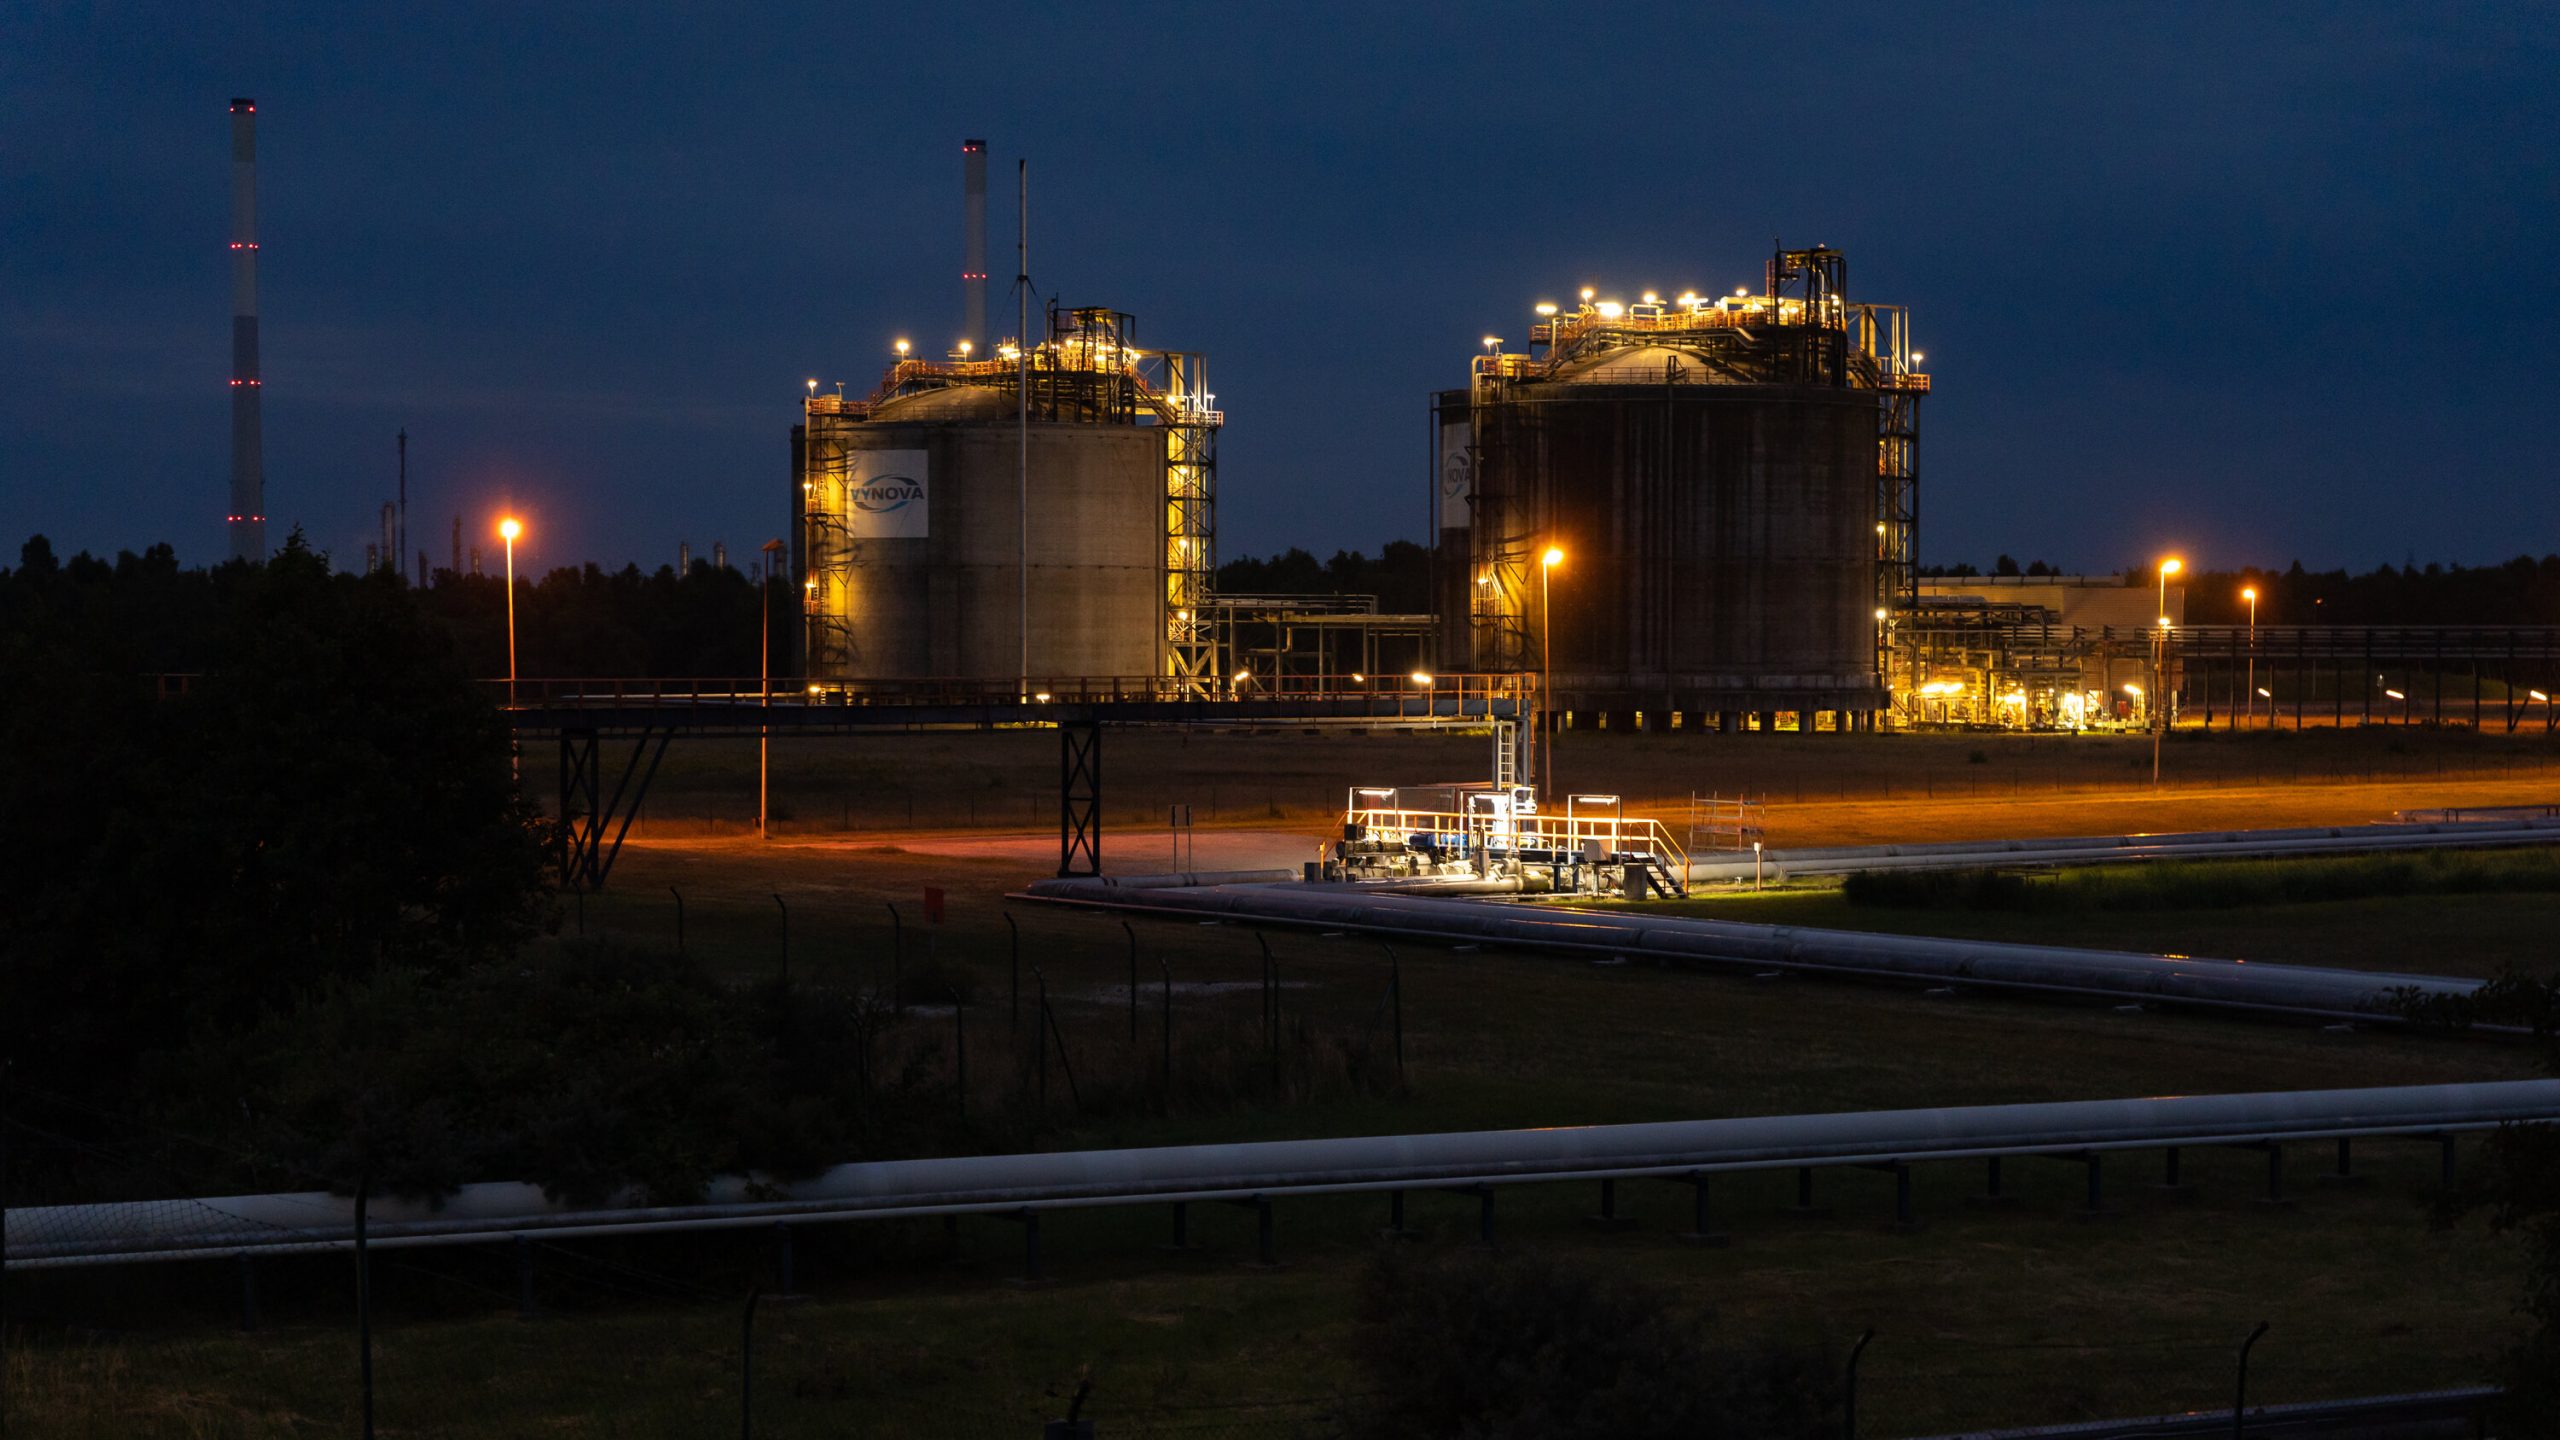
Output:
[1437, 246, 1928, 736]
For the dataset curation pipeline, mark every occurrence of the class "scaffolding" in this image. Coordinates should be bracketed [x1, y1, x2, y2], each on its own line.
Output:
[798, 398, 859, 678]
[1156, 352, 1219, 690]
[1463, 395, 1540, 676]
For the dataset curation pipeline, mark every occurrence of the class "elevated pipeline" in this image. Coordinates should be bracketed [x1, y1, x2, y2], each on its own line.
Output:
[1021, 876, 2491, 1028]
[13, 1081, 2554, 1269]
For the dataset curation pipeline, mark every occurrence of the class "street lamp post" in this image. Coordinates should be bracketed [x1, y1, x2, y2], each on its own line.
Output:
[2152, 619, 2170, 784]
[2242, 585, 2259, 724]
[2153, 558, 2182, 784]
[1540, 545, 1564, 803]
[498, 517, 522, 705]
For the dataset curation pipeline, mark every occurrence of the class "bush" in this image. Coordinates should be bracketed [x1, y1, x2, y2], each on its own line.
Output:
[1343, 1248, 1837, 1440]
[153, 943, 919, 1204]
[1842, 867, 2038, 910]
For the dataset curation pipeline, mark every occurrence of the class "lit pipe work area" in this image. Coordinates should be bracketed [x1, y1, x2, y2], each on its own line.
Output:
[1021, 877, 2487, 1027]
[11, 1082, 2554, 1270]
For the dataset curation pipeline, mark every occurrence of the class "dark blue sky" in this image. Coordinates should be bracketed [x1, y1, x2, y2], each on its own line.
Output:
[5, 3, 2554, 578]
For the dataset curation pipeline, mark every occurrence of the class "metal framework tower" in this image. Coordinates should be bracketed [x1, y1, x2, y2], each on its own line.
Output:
[1160, 352, 1219, 689]
[226, 98, 265, 563]
[1848, 298, 1925, 687]
[1465, 397, 1539, 676]
[798, 397, 858, 679]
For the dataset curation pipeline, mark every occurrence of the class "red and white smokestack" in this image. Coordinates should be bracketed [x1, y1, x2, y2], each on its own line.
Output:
[962, 138, 988, 353]
[227, 98, 265, 563]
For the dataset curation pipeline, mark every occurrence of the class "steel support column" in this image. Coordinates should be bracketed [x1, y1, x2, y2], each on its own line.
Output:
[1058, 720, 1102, 878]
[558, 725, 672, 892]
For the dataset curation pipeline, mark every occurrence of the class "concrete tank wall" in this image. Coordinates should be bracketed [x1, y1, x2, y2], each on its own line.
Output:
[1471, 380, 1880, 721]
[819, 396, 1163, 681]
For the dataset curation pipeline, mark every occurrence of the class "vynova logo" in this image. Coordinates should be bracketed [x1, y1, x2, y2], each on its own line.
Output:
[852, 475, 925, 513]
[847, 450, 929, 537]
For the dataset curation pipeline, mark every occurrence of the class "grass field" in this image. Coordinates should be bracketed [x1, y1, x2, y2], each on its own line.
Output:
[11, 739, 2558, 1437]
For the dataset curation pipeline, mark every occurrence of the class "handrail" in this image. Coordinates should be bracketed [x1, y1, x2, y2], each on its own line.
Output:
[1346, 804, 1689, 880]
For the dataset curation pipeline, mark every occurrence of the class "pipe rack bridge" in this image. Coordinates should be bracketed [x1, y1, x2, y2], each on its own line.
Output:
[11, 1082, 2554, 1271]
[486, 674, 1524, 891]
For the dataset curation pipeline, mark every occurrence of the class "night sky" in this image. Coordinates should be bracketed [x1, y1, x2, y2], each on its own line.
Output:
[5, 3, 2554, 579]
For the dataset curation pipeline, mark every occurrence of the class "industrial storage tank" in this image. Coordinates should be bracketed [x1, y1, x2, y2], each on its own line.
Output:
[796, 306, 1222, 690]
[1437, 246, 1928, 733]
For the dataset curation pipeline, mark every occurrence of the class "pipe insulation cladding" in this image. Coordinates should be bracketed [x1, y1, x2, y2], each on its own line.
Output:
[227, 98, 264, 563]
[1021, 876, 2491, 1026]
[12, 1081, 2556, 1267]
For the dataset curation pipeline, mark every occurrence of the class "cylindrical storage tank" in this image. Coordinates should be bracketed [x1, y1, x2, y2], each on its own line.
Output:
[1470, 347, 1880, 722]
[808, 385, 1163, 682]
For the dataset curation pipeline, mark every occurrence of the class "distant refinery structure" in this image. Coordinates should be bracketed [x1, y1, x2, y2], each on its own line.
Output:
[795, 144, 1984, 724]
[1439, 247, 1928, 734]
[225, 98, 265, 563]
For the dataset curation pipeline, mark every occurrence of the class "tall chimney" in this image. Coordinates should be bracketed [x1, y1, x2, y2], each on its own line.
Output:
[962, 139, 988, 351]
[227, 99, 265, 563]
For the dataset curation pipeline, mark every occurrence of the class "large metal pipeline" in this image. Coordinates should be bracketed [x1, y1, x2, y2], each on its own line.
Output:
[1686, 816, 2560, 885]
[1022, 876, 2486, 1025]
[13, 1081, 2554, 1269]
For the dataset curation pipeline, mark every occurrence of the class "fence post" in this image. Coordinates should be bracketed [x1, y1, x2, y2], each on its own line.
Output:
[2233, 1321, 2271, 1438]
[236, 1250, 258, 1331]
[1033, 965, 1050, 1113]
[771, 893, 789, 988]
[356, 1177, 376, 1440]
[951, 986, 968, 1127]
[1256, 932, 1281, 1093]
[1119, 920, 1140, 1044]
[1385, 943, 1405, 1082]
[885, 902, 904, 1016]
[1005, 911, 1021, 1029]
[1159, 956, 1174, 1104]
[669, 886, 685, 956]
[1844, 1328, 1875, 1440]
[1045, 1379, 1095, 1439]
[741, 1288, 761, 1440]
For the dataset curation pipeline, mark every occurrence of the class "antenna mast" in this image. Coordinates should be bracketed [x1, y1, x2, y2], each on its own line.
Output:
[1016, 158, 1030, 700]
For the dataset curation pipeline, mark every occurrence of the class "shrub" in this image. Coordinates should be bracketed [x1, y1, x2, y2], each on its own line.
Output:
[1343, 1248, 1837, 1440]
[1842, 868, 2039, 910]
